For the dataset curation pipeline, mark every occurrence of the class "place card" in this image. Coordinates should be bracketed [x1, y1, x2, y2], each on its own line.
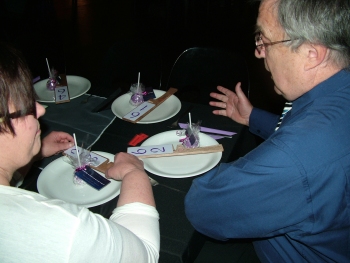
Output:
[127, 144, 174, 157]
[54, 86, 70, 103]
[123, 102, 156, 122]
[63, 146, 108, 167]
[123, 87, 178, 123]
[127, 144, 224, 159]
[54, 74, 70, 104]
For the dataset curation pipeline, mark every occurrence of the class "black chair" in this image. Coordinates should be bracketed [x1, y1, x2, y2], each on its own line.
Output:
[94, 38, 163, 97]
[165, 47, 250, 104]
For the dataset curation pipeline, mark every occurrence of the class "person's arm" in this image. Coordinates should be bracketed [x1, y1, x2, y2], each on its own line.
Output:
[209, 83, 253, 126]
[109, 203, 160, 262]
[105, 152, 155, 207]
[209, 83, 281, 139]
[249, 107, 280, 139]
[184, 139, 309, 240]
[104, 152, 160, 261]
[25, 150, 159, 262]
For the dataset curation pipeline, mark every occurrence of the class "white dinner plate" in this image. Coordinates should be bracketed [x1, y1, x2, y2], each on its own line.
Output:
[141, 131, 222, 178]
[111, 89, 181, 124]
[37, 152, 121, 208]
[34, 75, 91, 103]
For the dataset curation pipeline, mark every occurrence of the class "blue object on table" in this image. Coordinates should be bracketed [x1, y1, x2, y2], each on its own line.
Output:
[143, 87, 156, 101]
[75, 166, 110, 190]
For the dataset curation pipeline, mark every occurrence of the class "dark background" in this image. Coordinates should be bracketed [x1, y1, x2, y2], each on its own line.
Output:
[0, 0, 285, 114]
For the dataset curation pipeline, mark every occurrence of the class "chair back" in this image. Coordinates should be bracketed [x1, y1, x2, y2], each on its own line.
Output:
[166, 47, 250, 104]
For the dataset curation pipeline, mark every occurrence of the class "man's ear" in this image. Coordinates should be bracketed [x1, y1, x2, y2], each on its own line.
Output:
[304, 44, 328, 71]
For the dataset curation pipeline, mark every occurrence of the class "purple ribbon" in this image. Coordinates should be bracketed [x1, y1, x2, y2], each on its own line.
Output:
[75, 165, 87, 172]
[179, 135, 188, 142]
[178, 123, 236, 136]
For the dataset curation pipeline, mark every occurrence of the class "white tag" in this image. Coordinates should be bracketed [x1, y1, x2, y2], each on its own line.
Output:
[127, 144, 173, 157]
[54, 86, 70, 103]
[64, 146, 108, 167]
[123, 101, 155, 121]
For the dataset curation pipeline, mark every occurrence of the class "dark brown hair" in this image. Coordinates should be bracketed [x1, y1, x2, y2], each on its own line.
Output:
[0, 42, 37, 135]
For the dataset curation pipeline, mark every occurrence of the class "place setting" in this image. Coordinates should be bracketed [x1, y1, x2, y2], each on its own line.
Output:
[33, 58, 91, 103]
[111, 73, 181, 124]
[138, 131, 223, 178]
[109, 73, 236, 176]
[37, 134, 122, 208]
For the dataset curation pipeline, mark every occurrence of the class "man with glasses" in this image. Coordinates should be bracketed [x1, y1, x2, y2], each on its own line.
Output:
[185, 0, 350, 262]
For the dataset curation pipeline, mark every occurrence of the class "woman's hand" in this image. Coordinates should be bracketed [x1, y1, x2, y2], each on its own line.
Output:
[106, 152, 145, 181]
[106, 152, 155, 207]
[40, 131, 74, 158]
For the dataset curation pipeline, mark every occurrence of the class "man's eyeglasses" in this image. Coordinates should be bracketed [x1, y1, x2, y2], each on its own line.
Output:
[255, 32, 293, 54]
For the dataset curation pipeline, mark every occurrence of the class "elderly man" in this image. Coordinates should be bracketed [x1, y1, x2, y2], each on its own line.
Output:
[185, 0, 350, 262]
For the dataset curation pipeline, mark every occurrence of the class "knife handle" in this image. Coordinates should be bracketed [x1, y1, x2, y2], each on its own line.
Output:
[92, 88, 121, 112]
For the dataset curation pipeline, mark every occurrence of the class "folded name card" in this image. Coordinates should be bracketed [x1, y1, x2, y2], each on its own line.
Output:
[127, 144, 223, 159]
[127, 144, 174, 157]
[63, 146, 108, 167]
[55, 74, 70, 104]
[123, 88, 178, 123]
[123, 102, 156, 122]
[63, 146, 114, 181]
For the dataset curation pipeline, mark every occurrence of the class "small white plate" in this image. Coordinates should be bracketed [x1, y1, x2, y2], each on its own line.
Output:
[141, 131, 222, 178]
[34, 75, 91, 103]
[111, 89, 181, 124]
[37, 152, 120, 208]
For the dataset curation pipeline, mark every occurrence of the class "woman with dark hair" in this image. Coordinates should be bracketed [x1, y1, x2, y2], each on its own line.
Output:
[0, 43, 160, 262]
[0, 42, 74, 183]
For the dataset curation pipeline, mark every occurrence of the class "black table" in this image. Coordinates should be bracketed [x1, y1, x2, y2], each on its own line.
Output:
[22, 94, 257, 263]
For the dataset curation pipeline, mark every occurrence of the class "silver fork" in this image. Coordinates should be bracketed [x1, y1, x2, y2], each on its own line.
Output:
[149, 177, 159, 186]
[168, 105, 194, 128]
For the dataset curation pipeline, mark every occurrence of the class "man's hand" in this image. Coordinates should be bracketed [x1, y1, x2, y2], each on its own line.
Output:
[40, 131, 74, 158]
[209, 82, 253, 126]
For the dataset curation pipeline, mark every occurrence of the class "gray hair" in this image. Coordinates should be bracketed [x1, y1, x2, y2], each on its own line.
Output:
[268, 0, 350, 69]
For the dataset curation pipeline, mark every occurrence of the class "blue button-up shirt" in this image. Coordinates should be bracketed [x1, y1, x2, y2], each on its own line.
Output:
[185, 69, 350, 262]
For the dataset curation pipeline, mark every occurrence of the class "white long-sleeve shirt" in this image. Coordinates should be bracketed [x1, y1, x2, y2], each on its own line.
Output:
[0, 185, 160, 263]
